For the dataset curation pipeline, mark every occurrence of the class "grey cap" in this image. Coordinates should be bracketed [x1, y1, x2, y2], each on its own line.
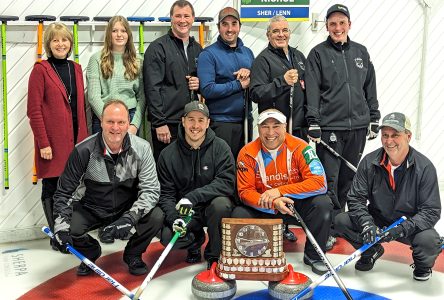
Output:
[378, 112, 412, 132]
[326, 4, 350, 20]
[183, 101, 209, 117]
[218, 7, 240, 24]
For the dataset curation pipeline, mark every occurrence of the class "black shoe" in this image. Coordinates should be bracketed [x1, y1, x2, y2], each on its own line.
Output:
[186, 248, 202, 263]
[50, 239, 59, 251]
[355, 244, 384, 271]
[123, 254, 148, 276]
[207, 257, 219, 270]
[77, 262, 93, 276]
[98, 227, 114, 244]
[283, 224, 297, 242]
[412, 264, 432, 281]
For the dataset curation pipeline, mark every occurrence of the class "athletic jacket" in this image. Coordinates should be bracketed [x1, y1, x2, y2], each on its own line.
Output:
[27, 60, 88, 179]
[305, 36, 380, 129]
[348, 147, 441, 236]
[144, 29, 202, 128]
[157, 125, 236, 226]
[197, 36, 254, 122]
[53, 133, 160, 233]
[250, 44, 307, 129]
[237, 133, 327, 214]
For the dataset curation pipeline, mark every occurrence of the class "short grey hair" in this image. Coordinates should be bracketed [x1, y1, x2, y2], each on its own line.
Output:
[266, 15, 288, 33]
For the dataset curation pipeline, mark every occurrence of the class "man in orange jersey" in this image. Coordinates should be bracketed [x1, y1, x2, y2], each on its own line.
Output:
[232, 109, 333, 275]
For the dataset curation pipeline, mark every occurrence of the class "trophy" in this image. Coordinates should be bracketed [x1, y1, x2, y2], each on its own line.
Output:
[217, 218, 288, 281]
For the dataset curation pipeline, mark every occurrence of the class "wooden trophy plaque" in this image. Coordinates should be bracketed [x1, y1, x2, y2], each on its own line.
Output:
[216, 218, 288, 281]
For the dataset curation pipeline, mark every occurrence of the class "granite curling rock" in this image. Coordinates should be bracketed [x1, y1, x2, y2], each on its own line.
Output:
[192, 262, 237, 300]
[268, 264, 313, 300]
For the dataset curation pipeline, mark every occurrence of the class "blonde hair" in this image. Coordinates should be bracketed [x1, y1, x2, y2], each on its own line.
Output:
[43, 22, 73, 58]
[100, 16, 139, 80]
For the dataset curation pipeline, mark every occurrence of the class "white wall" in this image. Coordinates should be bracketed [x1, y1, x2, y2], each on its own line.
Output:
[0, 0, 443, 242]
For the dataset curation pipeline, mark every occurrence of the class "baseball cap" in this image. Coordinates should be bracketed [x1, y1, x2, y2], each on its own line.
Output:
[326, 4, 350, 20]
[377, 112, 412, 132]
[257, 110, 287, 125]
[218, 7, 240, 24]
[183, 101, 209, 118]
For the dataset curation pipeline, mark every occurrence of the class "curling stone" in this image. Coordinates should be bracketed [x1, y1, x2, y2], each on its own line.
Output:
[191, 262, 236, 300]
[268, 264, 313, 300]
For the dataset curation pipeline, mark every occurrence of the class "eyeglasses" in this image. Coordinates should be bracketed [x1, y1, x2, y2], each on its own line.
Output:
[270, 28, 290, 35]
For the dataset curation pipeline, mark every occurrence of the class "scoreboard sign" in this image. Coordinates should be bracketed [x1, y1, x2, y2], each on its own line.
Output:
[239, 0, 310, 22]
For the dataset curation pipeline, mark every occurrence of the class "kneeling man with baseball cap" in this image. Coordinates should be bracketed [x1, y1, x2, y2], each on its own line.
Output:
[232, 108, 333, 275]
[334, 112, 441, 281]
[157, 101, 236, 269]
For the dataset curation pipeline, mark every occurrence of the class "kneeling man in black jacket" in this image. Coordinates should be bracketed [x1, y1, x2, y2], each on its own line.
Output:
[157, 101, 236, 269]
[335, 112, 441, 281]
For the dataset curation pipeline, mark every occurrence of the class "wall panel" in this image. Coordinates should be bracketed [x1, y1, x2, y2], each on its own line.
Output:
[0, 0, 443, 242]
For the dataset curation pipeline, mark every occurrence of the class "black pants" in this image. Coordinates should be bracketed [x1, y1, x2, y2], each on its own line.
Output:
[151, 123, 179, 161]
[41, 177, 59, 232]
[334, 212, 442, 268]
[70, 204, 164, 261]
[210, 121, 244, 159]
[231, 195, 333, 260]
[160, 196, 233, 260]
[290, 127, 308, 143]
[316, 128, 366, 211]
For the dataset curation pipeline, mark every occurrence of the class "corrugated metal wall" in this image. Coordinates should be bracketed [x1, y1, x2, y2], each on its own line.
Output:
[0, 0, 443, 242]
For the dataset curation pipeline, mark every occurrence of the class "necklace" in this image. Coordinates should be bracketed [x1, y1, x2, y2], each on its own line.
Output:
[51, 61, 72, 103]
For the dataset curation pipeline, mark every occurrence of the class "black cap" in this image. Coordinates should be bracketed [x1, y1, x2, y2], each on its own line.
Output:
[326, 4, 350, 20]
[183, 101, 210, 117]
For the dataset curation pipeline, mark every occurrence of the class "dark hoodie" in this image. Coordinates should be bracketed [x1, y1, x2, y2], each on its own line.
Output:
[157, 124, 236, 225]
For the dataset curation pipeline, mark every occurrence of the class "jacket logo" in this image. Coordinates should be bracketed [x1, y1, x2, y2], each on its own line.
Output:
[355, 57, 363, 69]
[203, 165, 209, 171]
[237, 161, 248, 172]
[298, 61, 305, 71]
[300, 79, 305, 90]
[302, 146, 319, 164]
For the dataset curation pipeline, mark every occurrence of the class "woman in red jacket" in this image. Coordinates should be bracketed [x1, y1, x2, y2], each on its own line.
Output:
[27, 22, 88, 251]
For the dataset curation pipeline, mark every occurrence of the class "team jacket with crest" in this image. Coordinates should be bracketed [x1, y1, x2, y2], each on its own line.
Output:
[237, 133, 327, 214]
[305, 36, 380, 129]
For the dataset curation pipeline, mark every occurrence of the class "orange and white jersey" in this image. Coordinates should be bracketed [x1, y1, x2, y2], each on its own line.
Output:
[237, 133, 327, 214]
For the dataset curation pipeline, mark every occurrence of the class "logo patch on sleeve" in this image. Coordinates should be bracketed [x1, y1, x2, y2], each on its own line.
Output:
[302, 146, 319, 164]
[237, 161, 248, 172]
[302, 146, 324, 175]
[309, 160, 325, 175]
